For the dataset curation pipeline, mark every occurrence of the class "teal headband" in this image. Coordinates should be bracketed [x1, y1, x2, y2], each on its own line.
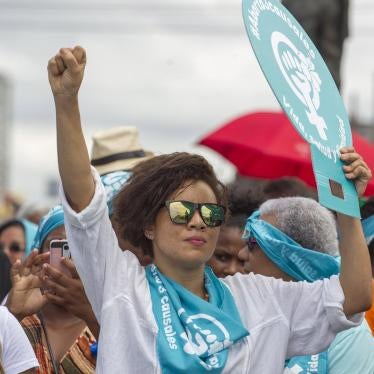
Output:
[32, 205, 64, 250]
[242, 211, 340, 282]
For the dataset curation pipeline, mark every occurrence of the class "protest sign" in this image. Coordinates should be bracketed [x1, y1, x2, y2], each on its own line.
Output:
[242, 0, 360, 217]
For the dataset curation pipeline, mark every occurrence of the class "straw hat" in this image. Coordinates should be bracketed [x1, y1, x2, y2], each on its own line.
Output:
[90, 126, 153, 175]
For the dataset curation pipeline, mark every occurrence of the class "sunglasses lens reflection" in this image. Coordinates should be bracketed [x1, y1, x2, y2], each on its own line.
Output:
[168, 201, 193, 224]
[201, 204, 224, 227]
[167, 201, 224, 227]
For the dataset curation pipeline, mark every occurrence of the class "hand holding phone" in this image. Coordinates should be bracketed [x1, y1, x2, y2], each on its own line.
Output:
[49, 240, 71, 276]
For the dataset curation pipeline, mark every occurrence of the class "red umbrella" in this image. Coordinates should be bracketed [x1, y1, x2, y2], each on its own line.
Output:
[198, 111, 374, 196]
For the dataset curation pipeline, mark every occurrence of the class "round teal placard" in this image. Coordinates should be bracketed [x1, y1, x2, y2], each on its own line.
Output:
[242, 0, 352, 165]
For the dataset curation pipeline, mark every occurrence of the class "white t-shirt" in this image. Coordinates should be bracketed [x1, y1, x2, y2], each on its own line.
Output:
[61, 169, 363, 374]
[0, 306, 39, 374]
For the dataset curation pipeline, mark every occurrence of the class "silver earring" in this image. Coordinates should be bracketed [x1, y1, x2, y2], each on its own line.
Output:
[145, 232, 153, 240]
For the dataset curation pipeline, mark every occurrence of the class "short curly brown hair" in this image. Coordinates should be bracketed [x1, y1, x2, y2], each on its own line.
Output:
[112, 152, 227, 256]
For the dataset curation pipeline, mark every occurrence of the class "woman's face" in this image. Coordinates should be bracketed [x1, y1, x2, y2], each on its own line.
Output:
[208, 226, 245, 278]
[149, 179, 221, 271]
[41, 225, 67, 254]
[238, 242, 286, 277]
[0, 225, 26, 265]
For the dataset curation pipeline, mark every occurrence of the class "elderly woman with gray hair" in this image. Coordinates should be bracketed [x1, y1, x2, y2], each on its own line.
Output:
[239, 197, 374, 374]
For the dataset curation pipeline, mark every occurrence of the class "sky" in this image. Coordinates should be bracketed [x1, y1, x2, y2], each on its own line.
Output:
[0, 0, 373, 204]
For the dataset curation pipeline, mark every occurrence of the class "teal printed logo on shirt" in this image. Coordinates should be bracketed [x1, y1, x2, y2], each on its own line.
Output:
[178, 309, 233, 367]
[242, 0, 359, 217]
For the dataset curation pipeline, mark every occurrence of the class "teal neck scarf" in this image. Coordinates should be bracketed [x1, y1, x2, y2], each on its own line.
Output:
[284, 354, 328, 374]
[243, 211, 340, 374]
[145, 264, 249, 373]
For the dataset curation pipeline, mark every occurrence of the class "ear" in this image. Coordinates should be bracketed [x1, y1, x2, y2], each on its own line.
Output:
[144, 226, 155, 240]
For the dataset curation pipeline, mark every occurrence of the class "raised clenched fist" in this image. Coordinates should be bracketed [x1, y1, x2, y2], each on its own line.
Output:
[47, 46, 86, 97]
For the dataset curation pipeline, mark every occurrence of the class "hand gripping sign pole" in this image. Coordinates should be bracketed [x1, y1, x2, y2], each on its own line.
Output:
[242, 0, 360, 218]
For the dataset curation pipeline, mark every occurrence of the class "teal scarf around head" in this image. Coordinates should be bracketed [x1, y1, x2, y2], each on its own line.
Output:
[145, 265, 249, 373]
[242, 211, 340, 282]
[21, 219, 38, 256]
[243, 211, 340, 374]
[32, 205, 65, 250]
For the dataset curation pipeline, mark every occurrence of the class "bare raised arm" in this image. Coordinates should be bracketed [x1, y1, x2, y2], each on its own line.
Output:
[48, 46, 94, 212]
[338, 147, 372, 316]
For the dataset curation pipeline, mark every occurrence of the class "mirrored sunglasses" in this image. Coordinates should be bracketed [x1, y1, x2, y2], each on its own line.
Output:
[165, 200, 226, 227]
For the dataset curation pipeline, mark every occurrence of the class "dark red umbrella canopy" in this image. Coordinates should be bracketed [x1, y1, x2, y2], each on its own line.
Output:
[198, 111, 374, 196]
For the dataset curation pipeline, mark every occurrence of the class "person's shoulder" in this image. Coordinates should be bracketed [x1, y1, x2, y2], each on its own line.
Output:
[222, 273, 325, 305]
[0, 306, 17, 341]
[222, 273, 282, 302]
[331, 319, 373, 345]
[221, 273, 288, 329]
[328, 320, 374, 372]
[0, 306, 11, 324]
[0, 306, 9, 313]
[223, 272, 288, 290]
[20, 314, 40, 329]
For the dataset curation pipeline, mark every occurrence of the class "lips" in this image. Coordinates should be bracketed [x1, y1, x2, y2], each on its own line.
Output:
[185, 237, 207, 246]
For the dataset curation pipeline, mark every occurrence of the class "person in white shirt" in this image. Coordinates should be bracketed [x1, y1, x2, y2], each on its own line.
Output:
[0, 306, 38, 374]
[44, 45, 372, 373]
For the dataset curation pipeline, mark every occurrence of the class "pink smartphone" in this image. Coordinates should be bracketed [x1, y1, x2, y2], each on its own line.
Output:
[49, 239, 71, 275]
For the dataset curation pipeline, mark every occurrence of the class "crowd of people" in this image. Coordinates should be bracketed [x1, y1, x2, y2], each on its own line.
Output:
[0, 45, 373, 374]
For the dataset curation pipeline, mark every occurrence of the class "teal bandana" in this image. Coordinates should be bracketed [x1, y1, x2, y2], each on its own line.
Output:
[32, 206, 64, 250]
[145, 264, 249, 373]
[21, 219, 38, 256]
[100, 171, 131, 215]
[243, 211, 340, 282]
[243, 210, 340, 374]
